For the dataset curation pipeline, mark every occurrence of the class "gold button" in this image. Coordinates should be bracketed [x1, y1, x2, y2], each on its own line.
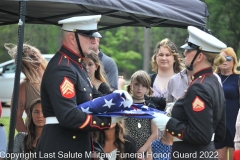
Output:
[90, 93, 92, 97]
[172, 132, 174, 135]
[101, 123, 104, 126]
[83, 88, 86, 91]
[178, 134, 181, 137]
[199, 46, 202, 50]
[78, 58, 82, 62]
[108, 123, 111, 126]
[64, 56, 67, 58]
[191, 76, 194, 80]
[74, 29, 76, 32]
[73, 136, 76, 139]
[199, 76, 202, 78]
[166, 129, 169, 132]
[93, 121, 96, 124]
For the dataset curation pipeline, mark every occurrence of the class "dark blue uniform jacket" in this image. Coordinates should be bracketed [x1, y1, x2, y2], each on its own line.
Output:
[35, 46, 111, 160]
[166, 67, 226, 160]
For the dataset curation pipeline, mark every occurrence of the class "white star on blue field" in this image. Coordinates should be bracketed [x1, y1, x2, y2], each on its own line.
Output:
[78, 91, 165, 118]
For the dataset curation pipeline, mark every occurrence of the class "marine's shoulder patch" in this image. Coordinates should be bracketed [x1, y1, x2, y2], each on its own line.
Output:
[60, 77, 75, 98]
[192, 96, 205, 112]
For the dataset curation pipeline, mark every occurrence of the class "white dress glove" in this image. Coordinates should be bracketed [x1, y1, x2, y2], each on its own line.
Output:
[113, 90, 133, 108]
[152, 114, 171, 131]
[111, 116, 127, 124]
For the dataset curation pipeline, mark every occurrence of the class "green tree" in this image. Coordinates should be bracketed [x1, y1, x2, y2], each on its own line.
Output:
[0, 25, 18, 62]
[0, 24, 60, 63]
[100, 28, 142, 77]
[203, 0, 240, 57]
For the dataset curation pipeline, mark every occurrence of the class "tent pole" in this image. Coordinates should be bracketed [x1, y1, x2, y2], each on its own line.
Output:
[7, 0, 26, 156]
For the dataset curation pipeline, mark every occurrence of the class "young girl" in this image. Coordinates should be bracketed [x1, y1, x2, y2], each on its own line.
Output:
[83, 52, 111, 95]
[125, 70, 158, 160]
[13, 98, 45, 160]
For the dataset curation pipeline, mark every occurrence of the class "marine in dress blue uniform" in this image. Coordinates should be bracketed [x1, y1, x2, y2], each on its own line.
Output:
[34, 15, 112, 160]
[152, 26, 227, 160]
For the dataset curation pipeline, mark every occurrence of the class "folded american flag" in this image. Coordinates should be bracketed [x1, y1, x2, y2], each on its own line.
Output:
[77, 90, 165, 118]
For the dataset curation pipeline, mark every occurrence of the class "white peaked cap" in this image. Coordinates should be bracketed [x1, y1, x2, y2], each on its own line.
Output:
[181, 26, 227, 53]
[58, 15, 101, 35]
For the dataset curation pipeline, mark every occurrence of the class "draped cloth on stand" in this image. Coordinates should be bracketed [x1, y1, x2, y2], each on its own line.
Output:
[77, 90, 165, 118]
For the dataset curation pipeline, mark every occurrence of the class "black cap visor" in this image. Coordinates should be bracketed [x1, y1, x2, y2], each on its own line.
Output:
[76, 30, 98, 37]
[180, 42, 200, 50]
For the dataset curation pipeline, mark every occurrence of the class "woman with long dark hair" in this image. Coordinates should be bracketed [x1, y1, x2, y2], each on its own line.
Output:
[94, 120, 137, 160]
[83, 51, 111, 95]
[12, 98, 45, 160]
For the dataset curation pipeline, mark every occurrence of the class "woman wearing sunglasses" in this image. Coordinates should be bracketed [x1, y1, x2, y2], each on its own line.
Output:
[215, 47, 240, 160]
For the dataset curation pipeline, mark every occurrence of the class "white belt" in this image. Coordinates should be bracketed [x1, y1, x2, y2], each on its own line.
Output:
[46, 117, 59, 124]
[173, 133, 215, 142]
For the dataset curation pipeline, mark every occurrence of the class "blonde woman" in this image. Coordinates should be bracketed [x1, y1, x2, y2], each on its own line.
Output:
[4, 43, 48, 132]
[150, 38, 183, 111]
[214, 47, 240, 160]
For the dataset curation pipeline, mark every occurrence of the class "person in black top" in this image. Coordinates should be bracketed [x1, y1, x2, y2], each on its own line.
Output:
[94, 120, 137, 160]
[152, 26, 227, 160]
[35, 15, 124, 160]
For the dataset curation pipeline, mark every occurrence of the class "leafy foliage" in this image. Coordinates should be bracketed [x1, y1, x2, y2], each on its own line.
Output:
[0, 24, 60, 62]
[203, 0, 240, 57]
[100, 28, 142, 76]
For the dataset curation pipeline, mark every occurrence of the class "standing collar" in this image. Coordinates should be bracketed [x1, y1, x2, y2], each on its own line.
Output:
[60, 45, 84, 63]
[191, 67, 213, 81]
